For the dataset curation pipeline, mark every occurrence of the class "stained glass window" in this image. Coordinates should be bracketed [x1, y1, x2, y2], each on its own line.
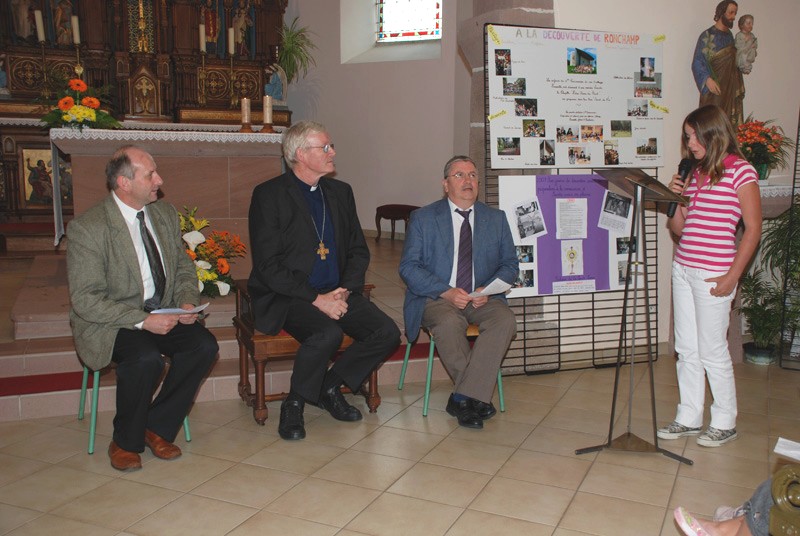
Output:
[377, 1, 441, 43]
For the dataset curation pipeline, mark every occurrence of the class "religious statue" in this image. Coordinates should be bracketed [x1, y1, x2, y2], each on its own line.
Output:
[26, 158, 54, 205]
[0, 54, 10, 99]
[264, 64, 287, 104]
[232, 4, 253, 56]
[735, 14, 757, 74]
[691, 0, 745, 127]
[200, 0, 220, 54]
[53, 0, 74, 46]
[11, 0, 33, 40]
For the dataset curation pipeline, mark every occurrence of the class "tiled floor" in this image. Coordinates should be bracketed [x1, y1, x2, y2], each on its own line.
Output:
[1, 240, 799, 535]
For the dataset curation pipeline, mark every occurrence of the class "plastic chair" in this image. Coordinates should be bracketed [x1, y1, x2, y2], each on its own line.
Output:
[397, 324, 505, 416]
[78, 364, 191, 454]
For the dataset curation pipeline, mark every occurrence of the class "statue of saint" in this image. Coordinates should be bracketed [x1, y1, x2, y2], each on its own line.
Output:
[735, 14, 757, 74]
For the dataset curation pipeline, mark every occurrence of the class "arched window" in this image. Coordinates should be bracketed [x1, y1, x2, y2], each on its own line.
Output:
[377, 0, 441, 43]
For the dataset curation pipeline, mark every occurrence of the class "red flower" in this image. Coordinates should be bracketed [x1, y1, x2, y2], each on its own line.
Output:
[81, 96, 100, 109]
[68, 79, 88, 92]
[58, 96, 75, 111]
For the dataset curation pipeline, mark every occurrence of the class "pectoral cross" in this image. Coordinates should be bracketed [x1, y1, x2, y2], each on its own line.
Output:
[316, 241, 329, 260]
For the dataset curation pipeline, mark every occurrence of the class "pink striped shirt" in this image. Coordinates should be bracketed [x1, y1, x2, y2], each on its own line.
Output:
[674, 154, 758, 272]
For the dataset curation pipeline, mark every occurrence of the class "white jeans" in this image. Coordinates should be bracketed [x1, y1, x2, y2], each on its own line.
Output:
[672, 262, 737, 430]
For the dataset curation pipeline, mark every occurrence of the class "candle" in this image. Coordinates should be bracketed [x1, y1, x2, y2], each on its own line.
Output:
[227, 28, 235, 55]
[241, 97, 251, 124]
[34, 10, 45, 42]
[199, 24, 206, 51]
[71, 15, 80, 44]
[263, 95, 273, 124]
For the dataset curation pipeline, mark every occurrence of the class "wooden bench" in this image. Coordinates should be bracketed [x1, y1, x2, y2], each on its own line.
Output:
[233, 280, 380, 425]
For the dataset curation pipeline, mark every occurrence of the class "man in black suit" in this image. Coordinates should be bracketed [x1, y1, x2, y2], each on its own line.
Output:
[248, 121, 400, 440]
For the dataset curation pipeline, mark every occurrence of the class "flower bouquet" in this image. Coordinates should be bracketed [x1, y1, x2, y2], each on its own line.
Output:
[179, 207, 247, 297]
[40, 77, 121, 129]
[737, 116, 793, 181]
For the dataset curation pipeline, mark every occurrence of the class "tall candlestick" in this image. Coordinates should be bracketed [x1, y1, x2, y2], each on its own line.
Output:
[199, 24, 206, 51]
[227, 28, 235, 55]
[263, 95, 273, 124]
[241, 97, 251, 124]
[71, 15, 80, 44]
[34, 10, 45, 42]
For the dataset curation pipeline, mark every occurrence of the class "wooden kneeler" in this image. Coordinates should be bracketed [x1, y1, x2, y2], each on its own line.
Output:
[233, 280, 380, 425]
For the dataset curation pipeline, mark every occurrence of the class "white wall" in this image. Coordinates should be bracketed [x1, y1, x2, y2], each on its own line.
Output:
[282, 0, 800, 344]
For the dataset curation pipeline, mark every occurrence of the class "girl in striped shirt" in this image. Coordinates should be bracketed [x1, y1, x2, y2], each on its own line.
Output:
[657, 104, 761, 448]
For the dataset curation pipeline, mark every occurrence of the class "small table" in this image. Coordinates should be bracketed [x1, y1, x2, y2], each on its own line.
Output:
[375, 204, 419, 242]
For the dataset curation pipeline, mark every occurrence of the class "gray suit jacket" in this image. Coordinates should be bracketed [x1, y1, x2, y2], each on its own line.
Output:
[399, 198, 518, 342]
[67, 196, 200, 370]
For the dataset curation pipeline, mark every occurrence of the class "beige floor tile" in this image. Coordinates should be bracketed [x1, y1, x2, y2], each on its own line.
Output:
[123, 452, 233, 492]
[559, 492, 665, 536]
[552, 529, 595, 536]
[302, 417, 380, 449]
[312, 449, 414, 490]
[50, 479, 181, 530]
[489, 398, 551, 425]
[421, 437, 515, 475]
[189, 399, 253, 426]
[350, 425, 445, 461]
[770, 415, 800, 441]
[469, 476, 574, 526]
[0, 503, 42, 534]
[678, 449, 770, 489]
[226, 510, 338, 536]
[497, 449, 591, 490]
[683, 430, 770, 462]
[181, 426, 278, 462]
[668, 475, 755, 519]
[768, 397, 800, 420]
[519, 425, 605, 459]
[265, 478, 380, 528]
[594, 446, 682, 475]
[351, 400, 406, 425]
[378, 383, 426, 408]
[737, 410, 771, 435]
[0, 426, 88, 464]
[0, 453, 48, 487]
[346, 493, 462, 536]
[127, 493, 257, 536]
[383, 406, 460, 436]
[4, 514, 116, 536]
[504, 368, 582, 389]
[0, 421, 50, 449]
[191, 464, 304, 508]
[447, 416, 535, 448]
[540, 405, 612, 436]
[769, 379, 800, 401]
[0, 465, 111, 512]
[501, 382, 568, 405]
[386, 462, 491, 507]
[579, 461, 674, 506]
[445, 509, 553, 536]
[242, 440, 345, 475]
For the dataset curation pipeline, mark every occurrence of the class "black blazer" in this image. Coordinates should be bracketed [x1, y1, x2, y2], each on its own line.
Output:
[247, 171, 369, 335]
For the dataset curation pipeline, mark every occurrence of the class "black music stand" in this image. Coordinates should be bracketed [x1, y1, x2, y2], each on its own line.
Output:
[575, 168, 692, 465]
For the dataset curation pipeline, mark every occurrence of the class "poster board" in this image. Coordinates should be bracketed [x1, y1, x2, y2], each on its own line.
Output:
[486, 24, 665, 170]
[499, 174, 643, 298]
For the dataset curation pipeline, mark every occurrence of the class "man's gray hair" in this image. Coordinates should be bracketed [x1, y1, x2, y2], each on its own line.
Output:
[105, 145, 139, 191]
[282, 121, 328, 169]
[443, 155, 476, 178]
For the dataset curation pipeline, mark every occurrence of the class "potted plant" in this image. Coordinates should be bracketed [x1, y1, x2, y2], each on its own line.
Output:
[738, 268, 785, 364]
[277, 17, 317, 85]
[736, 116, 793, 182]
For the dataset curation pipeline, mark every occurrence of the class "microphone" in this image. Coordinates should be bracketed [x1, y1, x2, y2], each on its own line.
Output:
[667, 158, 693, 218]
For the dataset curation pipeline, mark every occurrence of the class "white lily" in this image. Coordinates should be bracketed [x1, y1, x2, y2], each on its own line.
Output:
[195, 259, 212, 270]
[198, 280, 204, 292]
[182, 231, 206, 251]
[214, 281, 231, 296]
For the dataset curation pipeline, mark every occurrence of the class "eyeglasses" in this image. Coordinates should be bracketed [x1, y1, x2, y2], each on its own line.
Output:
[447, 171, 479, 180]
[306, 144, 335, 153]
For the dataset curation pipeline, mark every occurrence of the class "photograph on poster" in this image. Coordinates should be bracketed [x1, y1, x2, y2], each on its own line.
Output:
[633, 72, 662, 98]
[514, 198, 546, 240]
[636, 137, 658, 155]
[540, 140, 555, 165]
[498, 137, 521, 156]
[513, 269, 535, 289]
[517, 245, 534, 263]
[618, 260, 630, 284]
[627, 99, 648, 117]
[566, 47, 597, 74]
[561, 240, 584, 276]
[598, 190, 632, 234]
[502, 77, 526, 96]
[604, 140, 620, 165]
[568, 145, 590, 165]
[523, 119, 546, 137]
[610, 120, 632, 137]
[557, 126, 578, 142]
[514, 98, 537, 116]
[616, 236, 636, 255]
[580, 124, 603, 142]
[495, 49, 511, 75]
[640, 57, 655, 82]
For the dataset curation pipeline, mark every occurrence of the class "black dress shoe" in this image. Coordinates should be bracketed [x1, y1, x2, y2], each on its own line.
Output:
[472, 399, 497, 420]
[445, 394, 483, 429]
[278, 399, 306, 440]
[319, 385, 363, 421]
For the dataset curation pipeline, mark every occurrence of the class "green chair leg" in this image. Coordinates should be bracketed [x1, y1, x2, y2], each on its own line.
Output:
[397, 342, 413, 390]
[497, 369, 505, 413]
[183, 416, 191, 442]
[422, 338, 436, 416]
[78, 365, 89, 420]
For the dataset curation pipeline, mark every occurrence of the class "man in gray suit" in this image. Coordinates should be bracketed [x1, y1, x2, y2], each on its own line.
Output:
[399, 155, 518, 429]
[67, 146, 218, 471]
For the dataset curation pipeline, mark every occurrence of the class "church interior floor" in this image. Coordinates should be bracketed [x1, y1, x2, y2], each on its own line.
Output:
[1, 240, 799, 535]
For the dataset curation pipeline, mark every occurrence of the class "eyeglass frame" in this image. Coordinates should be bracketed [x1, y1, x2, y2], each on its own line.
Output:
[304, 143, 335, 153]
[446, 171, 479, 181]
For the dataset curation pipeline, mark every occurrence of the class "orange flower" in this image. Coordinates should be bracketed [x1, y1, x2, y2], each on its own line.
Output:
[57, 96, 75, 111]
[186, 249, 197, 260]
[217, 258, 230, 274]
[81, 96, 100, 109]
[68, 79, 88, 92]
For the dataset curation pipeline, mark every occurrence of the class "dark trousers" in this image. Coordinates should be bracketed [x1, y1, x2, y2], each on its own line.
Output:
[282, 292, 400, 403]
[111, 322, 218, 452]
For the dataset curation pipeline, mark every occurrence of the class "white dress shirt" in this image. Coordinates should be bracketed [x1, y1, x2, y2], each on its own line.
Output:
[447, 198, 475, 289]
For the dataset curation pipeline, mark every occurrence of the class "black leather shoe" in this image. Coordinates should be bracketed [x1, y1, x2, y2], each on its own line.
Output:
[472, 399, 497, 420]
[278, 399, 306, 440]
[446, 394, 483, 429]
[319, 385, 363, 421]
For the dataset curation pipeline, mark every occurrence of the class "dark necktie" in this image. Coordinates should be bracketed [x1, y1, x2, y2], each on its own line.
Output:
[455, 209, 473, 293]
[137, 211, 166, 312]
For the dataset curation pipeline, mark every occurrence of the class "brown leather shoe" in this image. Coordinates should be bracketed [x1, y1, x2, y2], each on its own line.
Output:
[108, 441, 142, 471]
[144, 429, 182, 460]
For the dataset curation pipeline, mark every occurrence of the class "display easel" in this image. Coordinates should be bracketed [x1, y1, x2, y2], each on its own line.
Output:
[576, 168, 692, 465]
